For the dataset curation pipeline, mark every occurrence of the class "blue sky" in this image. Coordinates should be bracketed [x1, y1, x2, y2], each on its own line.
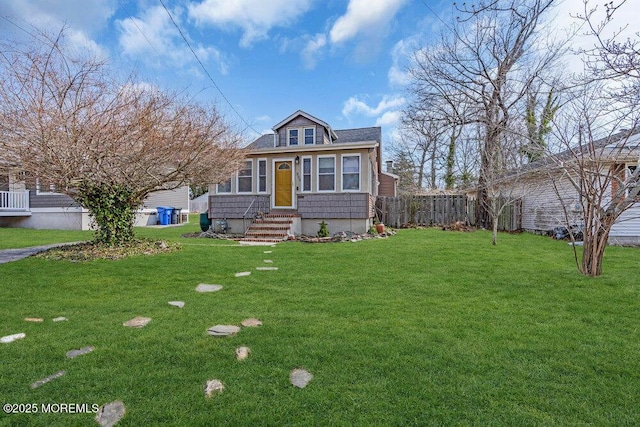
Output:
[1, 0, 637, 149]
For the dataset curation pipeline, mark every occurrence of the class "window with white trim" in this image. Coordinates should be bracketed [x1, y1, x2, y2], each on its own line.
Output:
[342, 155, 361, 191]
[627, 165, 639, 198]
[302, 157, 312, 192]
[288, 129, 299, 146]
[35, 178, 62, 195]
[258, 159, 267, 193]
[318, 156, 335, 192]
[217, 178, 231, 193]
[237, 160, 253, 193]
[304, 127, 315, 145]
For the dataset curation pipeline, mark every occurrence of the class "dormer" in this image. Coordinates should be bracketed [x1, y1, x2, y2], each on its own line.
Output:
[272, 110, 338, 147]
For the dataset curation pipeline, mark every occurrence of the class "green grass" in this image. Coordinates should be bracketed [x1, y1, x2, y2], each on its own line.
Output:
[0, 225, 639, 426]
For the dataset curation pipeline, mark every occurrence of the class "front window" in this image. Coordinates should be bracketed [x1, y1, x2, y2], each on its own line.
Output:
[258, 159, 267, 193]
[304, 127, 315, 145]
[288, 129, 299, 146]
[237, 160, 253, 193]
[318, 156, 335, 192]
[342, 155, 360, 191]
[217, 178, 231, 193]
[302, 157, 312, 192]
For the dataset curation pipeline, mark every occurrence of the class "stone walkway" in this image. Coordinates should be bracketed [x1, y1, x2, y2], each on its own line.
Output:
[0, 242, 82, 264]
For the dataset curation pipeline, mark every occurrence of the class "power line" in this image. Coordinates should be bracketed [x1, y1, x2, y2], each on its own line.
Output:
[158, 0, 259, 134]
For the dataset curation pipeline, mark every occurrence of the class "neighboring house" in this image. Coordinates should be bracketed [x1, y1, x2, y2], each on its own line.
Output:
[497, 129, 640, 245]
[0, 171, 190, 230]
[208, 110, 397, 237]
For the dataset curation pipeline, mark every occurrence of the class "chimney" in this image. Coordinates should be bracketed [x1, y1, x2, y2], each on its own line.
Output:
[385, 160, 393, 173]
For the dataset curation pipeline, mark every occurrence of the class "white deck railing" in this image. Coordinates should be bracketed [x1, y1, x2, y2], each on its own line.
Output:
[0, 190, 30, 211]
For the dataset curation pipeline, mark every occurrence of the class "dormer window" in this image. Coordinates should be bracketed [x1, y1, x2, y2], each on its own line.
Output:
[288, 129, 299, 146]
[304, 127, 315, 145]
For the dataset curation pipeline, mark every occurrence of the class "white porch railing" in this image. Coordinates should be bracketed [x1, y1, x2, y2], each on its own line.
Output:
[0, 190, 30, 211]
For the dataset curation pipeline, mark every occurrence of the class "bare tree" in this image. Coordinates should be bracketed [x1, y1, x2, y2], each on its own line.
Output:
[0, 30, 246, 245]
[407, 0, 565, 230]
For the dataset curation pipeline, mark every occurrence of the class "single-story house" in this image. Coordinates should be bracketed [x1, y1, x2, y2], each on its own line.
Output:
[495, 128, 640, 245]
[207, 110, 397, 238]
[0, 171, 190, 230]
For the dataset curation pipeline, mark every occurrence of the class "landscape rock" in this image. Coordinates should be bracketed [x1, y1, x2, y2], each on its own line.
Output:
[168, 301, 185, 308]
[263, 250, 273, 254]
[31, 370, 66, 389]
[204, 379, 225, 398]
[24, 317, 44, 322]
[1, 333, 26, 344]
[195, 284, 223, 293]
[263, 259, 273, 263]
[235, 271, 251, 277]
[290, 368, 313, 388]
[241, 318, 262, 327]
[66, 346, 95, 358]
[255, 267, 278, 271]
[235, 346, 250, 361]
[207, 325, 241, 337]
[123, 317, 151, 328]
[52, 316, 68, 322]
[95, 400, 126, 427]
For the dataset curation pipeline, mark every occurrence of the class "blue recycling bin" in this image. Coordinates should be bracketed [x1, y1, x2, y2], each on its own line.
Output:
[156, 206, 173, 225]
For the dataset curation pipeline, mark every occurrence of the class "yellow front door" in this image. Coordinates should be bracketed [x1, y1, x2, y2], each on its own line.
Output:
[274, 161, 293, 207]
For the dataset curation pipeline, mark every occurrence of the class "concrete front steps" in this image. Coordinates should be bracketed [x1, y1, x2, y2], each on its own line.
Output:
[242, 214, 299, 243]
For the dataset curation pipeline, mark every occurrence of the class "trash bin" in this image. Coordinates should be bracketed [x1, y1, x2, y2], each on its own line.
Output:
[170, 208, 178, 225]
[200, 213, 211, 232]
[156, 206, 173, 225]
[173, 208, 182, 224]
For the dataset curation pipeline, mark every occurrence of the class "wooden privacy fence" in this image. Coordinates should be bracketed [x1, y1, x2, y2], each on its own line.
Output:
[376, 195, 522, 231]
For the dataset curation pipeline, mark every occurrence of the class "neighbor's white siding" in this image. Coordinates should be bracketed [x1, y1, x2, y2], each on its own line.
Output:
[143, 186, 190, 212]
[519, 173, 581, 233]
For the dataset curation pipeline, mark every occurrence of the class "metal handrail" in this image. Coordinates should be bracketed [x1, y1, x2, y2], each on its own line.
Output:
[242, 198, 256, 233]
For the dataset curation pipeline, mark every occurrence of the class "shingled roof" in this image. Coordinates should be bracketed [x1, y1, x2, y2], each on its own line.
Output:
[246, 126, 381, 150]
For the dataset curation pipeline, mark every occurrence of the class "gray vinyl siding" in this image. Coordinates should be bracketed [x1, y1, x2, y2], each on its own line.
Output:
[297, 193, 371, 219]
[30, 192, 80, 208]
[143, 187, 190, 211]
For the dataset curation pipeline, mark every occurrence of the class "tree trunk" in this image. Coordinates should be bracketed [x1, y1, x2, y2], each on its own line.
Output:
[492, 215, 499, 246]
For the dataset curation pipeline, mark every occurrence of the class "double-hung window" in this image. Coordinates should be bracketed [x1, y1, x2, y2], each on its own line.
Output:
[304, 127, 315, 145]
[318, 156, 335, 192]
[302, 157, 312, 192]
[217, 178, 231, 194]
[258, 159, 267, 193]
[342, 155, 360, 191]
[237, 160, 253, 193]
[288, 129, 299, 146]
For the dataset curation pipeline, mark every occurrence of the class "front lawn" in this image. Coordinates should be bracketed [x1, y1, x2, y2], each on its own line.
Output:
[0, 226, 638, 425]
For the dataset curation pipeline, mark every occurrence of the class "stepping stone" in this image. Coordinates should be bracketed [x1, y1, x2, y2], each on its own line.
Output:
[207, 325, 240, 337]
[235, 346, 250, 361]
[241, 318, 262, 327]
[1, 333, 26, 344]
[256, 267, 278, 271]
[31, 370, 66, 389]
[95, 400, 126, 427]
[235, 271, 251, 277]
[204, 379, 225, 398]
[24, 317, 44, 322]
[66, 346, 95, 359]
[52, 316, 68, 322]
[123, 317, 151, 328]
[290, 368, 313, 389]
[263, 259, 273, 263]
[195, 284, 223, 293]
[168, 301, 185, 308]
[263, 250, 273, 254]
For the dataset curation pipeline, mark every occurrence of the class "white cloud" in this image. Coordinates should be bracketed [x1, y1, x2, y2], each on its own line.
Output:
[301, 34, 327, 69]
[342, 95, 406, 117]
[117, 6, 228, 75]
[188, 0, 314, 48]
[375, 110, 402, 127]
[388, 38, 416, 87]
[329, 0, 407, 44]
